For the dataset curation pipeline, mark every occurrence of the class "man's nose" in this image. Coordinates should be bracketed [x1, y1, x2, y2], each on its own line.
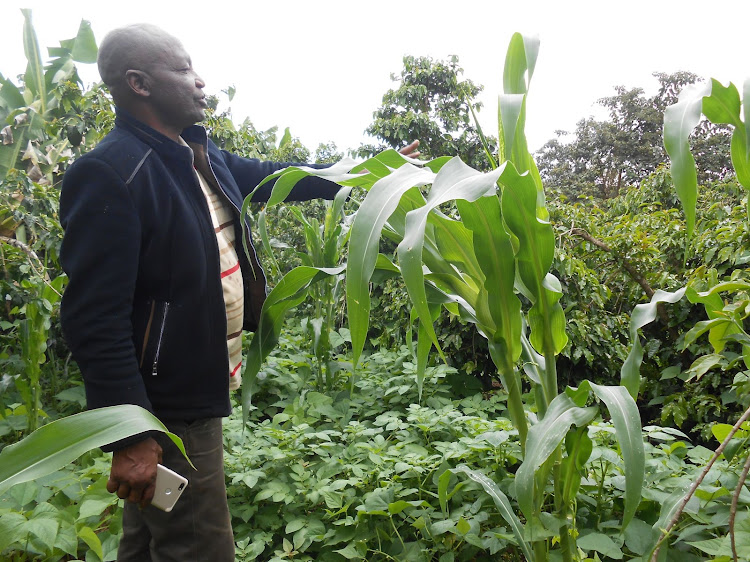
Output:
[195, 75, 206, 89]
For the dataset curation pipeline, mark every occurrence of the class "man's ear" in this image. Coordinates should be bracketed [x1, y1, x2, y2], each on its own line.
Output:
[125, 70, 151, 98]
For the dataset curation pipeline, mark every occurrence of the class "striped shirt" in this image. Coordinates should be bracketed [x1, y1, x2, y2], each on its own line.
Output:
[180, 137, 244, 391]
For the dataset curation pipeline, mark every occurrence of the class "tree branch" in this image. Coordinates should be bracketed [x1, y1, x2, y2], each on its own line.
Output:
[569, 228, 669, 325]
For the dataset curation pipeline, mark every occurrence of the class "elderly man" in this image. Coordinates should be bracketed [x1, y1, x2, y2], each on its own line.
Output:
[60, 23, 417, 561]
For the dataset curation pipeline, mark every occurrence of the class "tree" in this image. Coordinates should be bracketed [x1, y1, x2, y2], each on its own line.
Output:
[537, 72, 732, 201]
[360, 55, 496, 170]
[313, 141, 343, 164]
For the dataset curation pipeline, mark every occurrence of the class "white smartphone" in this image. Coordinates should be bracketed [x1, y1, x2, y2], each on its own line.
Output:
[151, 463, 188, 512]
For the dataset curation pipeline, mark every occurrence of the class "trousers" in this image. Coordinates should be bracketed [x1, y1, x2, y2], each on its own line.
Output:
[116, 417, 235, 561]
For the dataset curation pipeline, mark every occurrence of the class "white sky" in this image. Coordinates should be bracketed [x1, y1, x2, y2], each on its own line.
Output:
[1, 0, 748, 154]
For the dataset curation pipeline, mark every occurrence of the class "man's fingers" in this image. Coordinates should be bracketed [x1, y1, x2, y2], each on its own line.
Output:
[399, 140, 420, 158]
[139, 483, 156, 509]
[116, 482, 132, 500]
[106, 477, 118, 494]
[128, 484, 145, 504]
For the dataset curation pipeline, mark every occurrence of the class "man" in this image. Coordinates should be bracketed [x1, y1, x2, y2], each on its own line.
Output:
[60, 23, 418, 562]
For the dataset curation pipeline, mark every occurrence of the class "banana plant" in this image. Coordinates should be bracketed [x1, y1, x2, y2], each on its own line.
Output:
[240, 33, 644, 561]
[0, 9, 98, 181]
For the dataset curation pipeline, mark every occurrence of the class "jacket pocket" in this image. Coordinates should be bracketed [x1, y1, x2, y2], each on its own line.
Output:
[139, 301, 170, 376]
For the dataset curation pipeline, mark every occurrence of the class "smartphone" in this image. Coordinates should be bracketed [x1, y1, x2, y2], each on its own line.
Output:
[151, 464, 188, 512]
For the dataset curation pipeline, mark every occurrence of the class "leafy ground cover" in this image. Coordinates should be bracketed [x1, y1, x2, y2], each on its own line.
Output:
[6, 330, 749, 560]
[2, 11, 750, 562]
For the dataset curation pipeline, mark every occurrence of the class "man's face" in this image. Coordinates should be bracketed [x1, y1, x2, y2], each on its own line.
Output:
[143, 37, 207, 131]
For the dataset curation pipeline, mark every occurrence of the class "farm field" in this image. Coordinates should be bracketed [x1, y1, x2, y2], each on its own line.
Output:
[1, 11, 750, 562]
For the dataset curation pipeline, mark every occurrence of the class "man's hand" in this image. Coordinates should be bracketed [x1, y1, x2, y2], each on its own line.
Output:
[107, 437, 163, 509]
[398, 140, 421, 159]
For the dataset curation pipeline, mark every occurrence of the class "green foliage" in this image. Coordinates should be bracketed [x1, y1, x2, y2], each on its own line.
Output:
[0, 405, 187, 496]
[229, 338, 523, 561]
[362, 55, 496, 170]
[271, 33, 646, 561]
[0, 451, 123, 561]
[0, 12, 112, 439]
[537, 72, 732, 201]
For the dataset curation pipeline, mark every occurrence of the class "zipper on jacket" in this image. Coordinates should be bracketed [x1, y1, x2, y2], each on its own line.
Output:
[152, 302, 170, 376]
[139, 300, 156, 368]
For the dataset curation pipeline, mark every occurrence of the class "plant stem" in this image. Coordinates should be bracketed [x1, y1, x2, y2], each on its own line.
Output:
[730, 451, 750, 562]
[533, 540, 547, 561]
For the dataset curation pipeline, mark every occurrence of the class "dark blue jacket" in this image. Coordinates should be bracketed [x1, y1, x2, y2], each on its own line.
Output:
[60, 110, 339, 427]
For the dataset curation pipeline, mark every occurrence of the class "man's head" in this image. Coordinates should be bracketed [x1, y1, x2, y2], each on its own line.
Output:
[98, 24, 208, 140]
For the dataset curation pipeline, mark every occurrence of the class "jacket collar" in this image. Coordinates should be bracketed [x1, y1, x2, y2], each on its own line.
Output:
[114, 107, 209, 159]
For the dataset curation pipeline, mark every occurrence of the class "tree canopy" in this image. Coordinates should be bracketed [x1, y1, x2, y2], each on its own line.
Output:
[360, 55, 495, 170]
[536, 72, 732, 201]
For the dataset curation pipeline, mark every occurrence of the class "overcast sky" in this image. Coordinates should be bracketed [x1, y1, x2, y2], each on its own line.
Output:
[2, 0, 748, 154]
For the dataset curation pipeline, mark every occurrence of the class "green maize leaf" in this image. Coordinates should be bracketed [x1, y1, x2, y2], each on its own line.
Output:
[621, 287, 687, 398]
[702, 79, 741, 127]
[431, 213, 483, 282]
[398, 158, 503, 354]
[465, 93, 498, 170]
[350, 148, 417, 175]
[498, 94, 524, 163]
[323, 187, 352, 266]
[456, 195, 520, 362]
[663, 82, 710, 239]
[416, 304, 441, 402]
[370, 253, 401, 285]
[309, 316, 324, 362]
[527, 274, 567, 356]
[516, 393, 598, 521]
[577, 381, 644, 529]
[500, 33, 538, 176]
[70, 19, 98, 64]
[731, 124, 750, 189]
[503, 33, 539, 95]
[425, 273, 480, 315]
[498, 163, 562, 361]
[347, 165, 435, 369]
[745, 78, 750, 161]
[425, 283, 481, 328]
[0, 405, 188, 496]
[256, 207, 282, 278]
[21, 9, 47, 114]
[379, 185, 428, 241]
[498, 163, 554, 300]
[561, 428, 593, 503]
[520, 330, 544, 386]
[488, 340, 528, 447]
[246, 158, 359, 207]
[453, 465, 534, 562]
[242, 265, 345, 422]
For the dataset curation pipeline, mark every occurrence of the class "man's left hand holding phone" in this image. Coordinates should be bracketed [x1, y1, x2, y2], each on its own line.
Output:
[106, 437, 163, 509]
